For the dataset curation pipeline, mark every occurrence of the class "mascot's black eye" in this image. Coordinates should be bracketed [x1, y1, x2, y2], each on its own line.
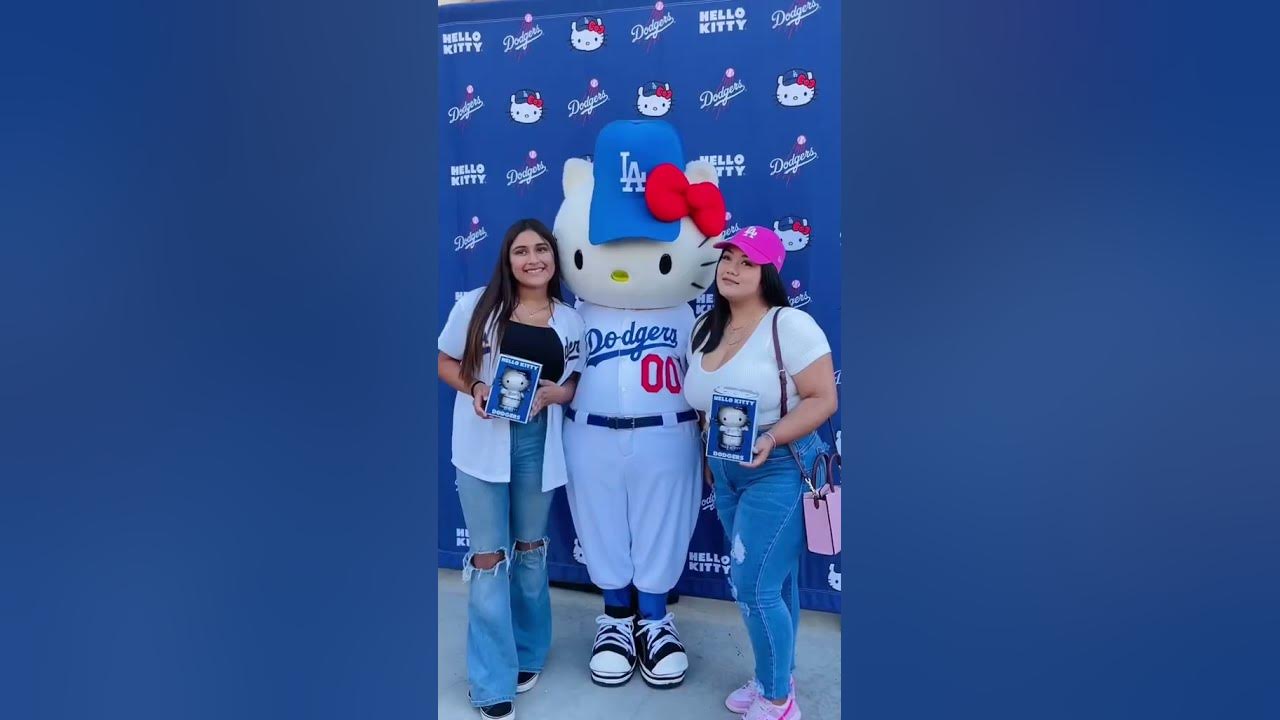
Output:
[659, 254, 672, 275]
[574, 250, 584, 270]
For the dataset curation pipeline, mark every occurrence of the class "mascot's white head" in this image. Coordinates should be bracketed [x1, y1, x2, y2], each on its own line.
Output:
[553, 120, 724, 310]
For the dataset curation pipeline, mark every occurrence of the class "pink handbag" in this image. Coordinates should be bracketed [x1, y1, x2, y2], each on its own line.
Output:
[771, 311, 843, 556]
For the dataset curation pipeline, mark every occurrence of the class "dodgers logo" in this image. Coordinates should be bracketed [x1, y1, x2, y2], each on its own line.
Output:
[771, 135, 818, 183]
[619, 151, 647, 193]
[787, 279, 812, 308]
[585, 322, 679, 366]
[449, 85, 484, 124]
[633, 2, 676, 47]
[441, 30, 483, 54]
[700, 68, 747, 115]
[567, 78, 610, 120]
[773, 0, 822, 33]
[454, 216, 488, 252]
[507, 150, 547, 191]
[503, 13, 544, 55]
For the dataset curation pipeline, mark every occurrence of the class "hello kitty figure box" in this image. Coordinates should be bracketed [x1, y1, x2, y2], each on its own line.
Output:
[707, 387, 760, 463]
[484, 354, 542, 423]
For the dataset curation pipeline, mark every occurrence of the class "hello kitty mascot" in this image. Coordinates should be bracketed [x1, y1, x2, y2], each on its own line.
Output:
[553, 120, 723, 689]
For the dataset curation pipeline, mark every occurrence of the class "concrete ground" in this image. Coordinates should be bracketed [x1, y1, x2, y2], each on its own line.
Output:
[438, 569, 841, 719]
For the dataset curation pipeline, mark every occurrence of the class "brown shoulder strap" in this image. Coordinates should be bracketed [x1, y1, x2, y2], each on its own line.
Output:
[773, 309, 788, 418]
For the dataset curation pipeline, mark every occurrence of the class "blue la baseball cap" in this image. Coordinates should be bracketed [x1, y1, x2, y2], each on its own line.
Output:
[589, 120, 684, 245]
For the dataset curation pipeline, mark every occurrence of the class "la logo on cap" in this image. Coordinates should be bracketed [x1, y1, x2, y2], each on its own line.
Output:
[620, 151, 647, 192]
[743, 226, 758, 237]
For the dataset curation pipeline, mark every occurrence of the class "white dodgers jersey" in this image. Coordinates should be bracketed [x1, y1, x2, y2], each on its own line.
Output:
[572, 302, 695, 417]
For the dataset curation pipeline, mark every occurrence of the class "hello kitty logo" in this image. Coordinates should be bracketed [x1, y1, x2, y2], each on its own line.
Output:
[777, 68, 817, 107]
[572, 537, 586, 564]
[570, 15, 607, 51]
[828, 563, 841, 591]
[567, 78, 610, 120]
[632, 1, 676, 48]
[503, 13, 544, 56]
[771, 135, 818, 183]
[637, 81, 673, 117]
[774, 215, 812, 250]
[509, 89, 544, 124]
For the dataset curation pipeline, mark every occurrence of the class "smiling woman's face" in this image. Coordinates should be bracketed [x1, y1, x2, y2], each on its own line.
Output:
[509, 229, 555, 290]
[715, 245, 762, 301]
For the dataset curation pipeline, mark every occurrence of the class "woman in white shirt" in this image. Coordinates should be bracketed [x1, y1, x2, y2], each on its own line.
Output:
[438, 218, 585, 720]
[683, 225, 837, 720]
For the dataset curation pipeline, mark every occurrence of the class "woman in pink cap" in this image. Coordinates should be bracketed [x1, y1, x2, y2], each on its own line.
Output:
[683, 225, 838, 720]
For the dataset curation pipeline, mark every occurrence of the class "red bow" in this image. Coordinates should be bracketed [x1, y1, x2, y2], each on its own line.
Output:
[588, 20, 605, 33]
[527, 96, 543, 108]
[655, 86, 672, 100]
[797, 76, 816, 89]
[645, 163, 726, 238]
[792, 221, 811, 235]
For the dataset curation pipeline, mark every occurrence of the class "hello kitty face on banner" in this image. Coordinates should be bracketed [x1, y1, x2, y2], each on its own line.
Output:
[570, 15, 606, 51]
[774, 215, 812, 250]
[777, 68, 817, 107]
[637, 81, 673, 117]
[509, 89, 544, 124]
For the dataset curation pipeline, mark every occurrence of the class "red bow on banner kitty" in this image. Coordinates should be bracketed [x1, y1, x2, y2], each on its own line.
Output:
[792, 221, 811, 235]
[645, 163, 727, 238]
[655, 87, 672, 100]
[526, 96, 543, 108]
[797, 76, 816, 89]
[588, 20, 605, 34]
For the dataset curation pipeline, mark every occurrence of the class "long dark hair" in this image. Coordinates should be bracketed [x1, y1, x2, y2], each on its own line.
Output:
[691, 252, 791, 354]
[460, 218, 564, 383]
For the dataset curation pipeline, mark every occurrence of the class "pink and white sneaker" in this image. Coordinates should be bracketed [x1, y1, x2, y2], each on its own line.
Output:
[741, 693, 801, 720]
[725, 677, 795, 714]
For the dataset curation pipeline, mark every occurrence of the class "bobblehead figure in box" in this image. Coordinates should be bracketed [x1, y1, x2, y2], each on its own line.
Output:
[553, 120, 725, 689]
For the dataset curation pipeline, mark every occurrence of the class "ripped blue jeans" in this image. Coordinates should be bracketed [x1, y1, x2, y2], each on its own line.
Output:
[709, 430, 827, 702]
[455, 411, 555, 707]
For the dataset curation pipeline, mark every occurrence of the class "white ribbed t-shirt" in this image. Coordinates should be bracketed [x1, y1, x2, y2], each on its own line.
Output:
[683, 307, 831, 425]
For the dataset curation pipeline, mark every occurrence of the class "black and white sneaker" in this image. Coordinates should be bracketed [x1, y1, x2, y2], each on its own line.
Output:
[477, 701, 513, 720]
[589, 607, 637, 686]
[635, 612, 687, 688]
[516, 671, 539, 693]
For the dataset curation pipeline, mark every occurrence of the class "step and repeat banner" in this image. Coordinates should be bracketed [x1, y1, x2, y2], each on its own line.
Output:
[437, 0, 842, 612]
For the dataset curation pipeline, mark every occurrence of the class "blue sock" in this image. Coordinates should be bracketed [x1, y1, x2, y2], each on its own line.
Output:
[602, 586, 631, 611]
[636, 590, 667, 620]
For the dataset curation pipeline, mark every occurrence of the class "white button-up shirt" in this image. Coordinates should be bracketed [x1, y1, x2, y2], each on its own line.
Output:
[438, 287, 585, 492]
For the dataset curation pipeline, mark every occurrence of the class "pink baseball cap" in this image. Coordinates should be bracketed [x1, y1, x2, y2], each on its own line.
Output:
[714, 225, 786, 272]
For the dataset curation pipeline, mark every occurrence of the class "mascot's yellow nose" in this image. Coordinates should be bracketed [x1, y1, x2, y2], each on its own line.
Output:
[611, 270, 630, 283]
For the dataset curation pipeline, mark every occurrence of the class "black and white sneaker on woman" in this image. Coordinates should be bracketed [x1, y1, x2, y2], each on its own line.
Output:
[635, 612, 688, 688]
[589, 608, 637, 686]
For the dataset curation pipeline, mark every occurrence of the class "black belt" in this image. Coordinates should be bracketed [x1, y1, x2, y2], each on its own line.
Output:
[565, 407, 698, 430]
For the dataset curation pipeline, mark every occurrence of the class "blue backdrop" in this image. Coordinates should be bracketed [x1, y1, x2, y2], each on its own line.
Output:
[437, 0, 842, 612]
